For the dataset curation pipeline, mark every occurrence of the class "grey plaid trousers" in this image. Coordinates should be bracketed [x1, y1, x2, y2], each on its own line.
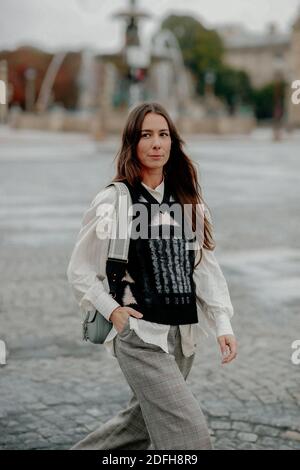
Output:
[71, 320, 213, 450]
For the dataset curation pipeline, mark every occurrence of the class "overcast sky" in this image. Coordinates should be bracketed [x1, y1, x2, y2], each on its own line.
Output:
[0, 0, 299, 53]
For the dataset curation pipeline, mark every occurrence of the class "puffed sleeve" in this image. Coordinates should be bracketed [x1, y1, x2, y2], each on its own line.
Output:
[193, 205, 234, 337]
[66, 185, 121, 321]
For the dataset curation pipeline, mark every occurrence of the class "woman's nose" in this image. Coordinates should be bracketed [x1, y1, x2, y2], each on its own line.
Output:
[152, 136, 161, 148]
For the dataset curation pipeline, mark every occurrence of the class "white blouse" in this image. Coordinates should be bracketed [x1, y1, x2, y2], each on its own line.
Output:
[67, 179, 234, 359]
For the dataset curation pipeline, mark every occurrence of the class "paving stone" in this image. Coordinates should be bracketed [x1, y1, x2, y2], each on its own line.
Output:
[86, 408, 103, 418]
[281, 430, 300, 442]
[260, 437, 283, 448]
[232, 421, 253, 432]
[215, 430, 237, 439]
[254, 425, 280, 437]
[211, 420, 231, 430]
[236, 442, 261, 450]
[237, 432, 258, 443]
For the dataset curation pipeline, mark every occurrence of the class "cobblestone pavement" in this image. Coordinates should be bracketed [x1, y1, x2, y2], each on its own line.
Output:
[0, 127, 299, 450]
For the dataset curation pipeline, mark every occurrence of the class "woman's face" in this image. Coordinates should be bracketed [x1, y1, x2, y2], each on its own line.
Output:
[136, 112, 172, 173]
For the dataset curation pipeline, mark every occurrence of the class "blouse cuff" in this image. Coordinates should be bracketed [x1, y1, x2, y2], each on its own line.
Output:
[214, 312, 234, 337]
[79, 283, 120, 322]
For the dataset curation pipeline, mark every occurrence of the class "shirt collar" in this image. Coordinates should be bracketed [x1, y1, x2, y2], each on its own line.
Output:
[141, 178, 164, 197]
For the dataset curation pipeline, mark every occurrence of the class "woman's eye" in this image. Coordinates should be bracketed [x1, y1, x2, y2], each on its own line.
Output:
[141, 133, 169, 138]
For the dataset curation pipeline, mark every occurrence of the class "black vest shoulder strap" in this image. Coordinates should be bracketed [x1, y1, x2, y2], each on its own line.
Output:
[122, 180, 172, 205]
[137, 182, 172, 206]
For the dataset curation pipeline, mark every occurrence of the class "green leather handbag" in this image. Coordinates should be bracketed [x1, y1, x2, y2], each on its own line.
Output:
[82, 310, 113, 343]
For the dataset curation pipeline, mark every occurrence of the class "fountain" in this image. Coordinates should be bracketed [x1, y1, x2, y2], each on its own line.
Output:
[150, 29, 195, 119]
[36, 51, 67, 113]
[0, 60, 8, 124]
[77, 48, 99, 113]
[96, 0, 197, 132]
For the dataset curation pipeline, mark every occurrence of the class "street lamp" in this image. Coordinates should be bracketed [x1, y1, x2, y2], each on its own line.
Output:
[272, 55, 285, 141]
[125, 42, 150, 106]
[24, 68, 37, 112]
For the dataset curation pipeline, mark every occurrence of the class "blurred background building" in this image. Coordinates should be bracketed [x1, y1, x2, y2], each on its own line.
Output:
[218, 13, 300, 128]
[0, 0, 300, 135]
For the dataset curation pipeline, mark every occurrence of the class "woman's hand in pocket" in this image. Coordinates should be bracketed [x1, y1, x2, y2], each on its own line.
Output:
[109, 306, 143, 333]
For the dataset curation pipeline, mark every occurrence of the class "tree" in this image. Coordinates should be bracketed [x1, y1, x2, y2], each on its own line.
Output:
[160, 15, 224, 95]
[214, 66, 253, 114]
[159, 15, 254, 113]
[252, 80, 286, 120]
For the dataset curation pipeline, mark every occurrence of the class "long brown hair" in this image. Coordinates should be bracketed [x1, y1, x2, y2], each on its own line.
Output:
[112, 102, 215, 266]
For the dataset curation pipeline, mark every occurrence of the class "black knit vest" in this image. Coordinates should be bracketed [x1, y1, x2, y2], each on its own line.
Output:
[115, 180, 198, 325]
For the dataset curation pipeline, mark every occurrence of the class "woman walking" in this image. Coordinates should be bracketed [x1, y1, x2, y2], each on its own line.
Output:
[67, 102, 237, 450]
